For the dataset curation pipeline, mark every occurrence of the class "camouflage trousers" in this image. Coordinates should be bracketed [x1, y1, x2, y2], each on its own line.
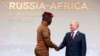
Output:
[35, 48, 49, 56]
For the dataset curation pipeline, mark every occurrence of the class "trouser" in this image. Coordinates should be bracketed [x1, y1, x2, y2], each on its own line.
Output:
[35, 48, 49, 56]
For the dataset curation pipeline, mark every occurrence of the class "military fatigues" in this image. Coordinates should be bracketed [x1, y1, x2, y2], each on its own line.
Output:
[35, 25, 57, 56]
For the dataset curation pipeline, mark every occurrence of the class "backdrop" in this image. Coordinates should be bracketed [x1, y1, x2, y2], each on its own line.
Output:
[0, 0, 100, 56]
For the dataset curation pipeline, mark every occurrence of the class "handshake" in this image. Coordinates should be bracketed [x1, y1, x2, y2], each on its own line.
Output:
[54, 46, 60, 51]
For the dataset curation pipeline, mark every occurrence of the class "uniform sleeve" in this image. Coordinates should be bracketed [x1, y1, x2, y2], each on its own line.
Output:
[42, 28, 57, 48]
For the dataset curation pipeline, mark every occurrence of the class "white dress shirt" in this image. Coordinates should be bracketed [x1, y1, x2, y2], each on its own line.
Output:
[71, 29, 78, 39]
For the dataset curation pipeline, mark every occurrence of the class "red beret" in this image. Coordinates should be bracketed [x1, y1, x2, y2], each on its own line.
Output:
[43, 11, 53, 17]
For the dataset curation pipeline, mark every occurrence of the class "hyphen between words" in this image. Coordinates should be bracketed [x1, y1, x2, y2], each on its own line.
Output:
[9, 2, 89, 10]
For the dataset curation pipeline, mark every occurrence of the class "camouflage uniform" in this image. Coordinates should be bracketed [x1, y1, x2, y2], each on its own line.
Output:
[35, 25, 58, 56]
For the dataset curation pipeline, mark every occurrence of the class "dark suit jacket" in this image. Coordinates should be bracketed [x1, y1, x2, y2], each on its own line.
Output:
[59, 31, 86, 56]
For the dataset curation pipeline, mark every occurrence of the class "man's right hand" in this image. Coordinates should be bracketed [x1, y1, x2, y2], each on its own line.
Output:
[55, 46, 60, 51]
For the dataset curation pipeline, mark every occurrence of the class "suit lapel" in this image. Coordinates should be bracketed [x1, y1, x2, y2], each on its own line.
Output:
[67, 32, 72, 46]
[71, 31, 80, 45]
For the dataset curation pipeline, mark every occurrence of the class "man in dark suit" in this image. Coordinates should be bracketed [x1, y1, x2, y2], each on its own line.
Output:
[58, 20, 87, 56]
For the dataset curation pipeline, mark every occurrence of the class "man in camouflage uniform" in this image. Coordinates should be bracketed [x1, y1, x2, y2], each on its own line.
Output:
[34, 11, 58, 56]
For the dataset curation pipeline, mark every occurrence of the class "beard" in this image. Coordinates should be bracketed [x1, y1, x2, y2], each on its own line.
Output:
[48, 21, 52, 25]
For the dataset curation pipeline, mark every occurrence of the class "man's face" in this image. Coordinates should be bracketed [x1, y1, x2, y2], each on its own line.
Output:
[48, 17, 52, 25]
[42, 12, 53, 25]
[43, 14, 53, 25]
[70, 22, 78, 31]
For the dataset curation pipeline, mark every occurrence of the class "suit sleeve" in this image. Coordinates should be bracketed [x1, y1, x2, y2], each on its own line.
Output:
[81, 34, 87, 56]
[59, 33, 67, 49]
[42, 28, 58, 48]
